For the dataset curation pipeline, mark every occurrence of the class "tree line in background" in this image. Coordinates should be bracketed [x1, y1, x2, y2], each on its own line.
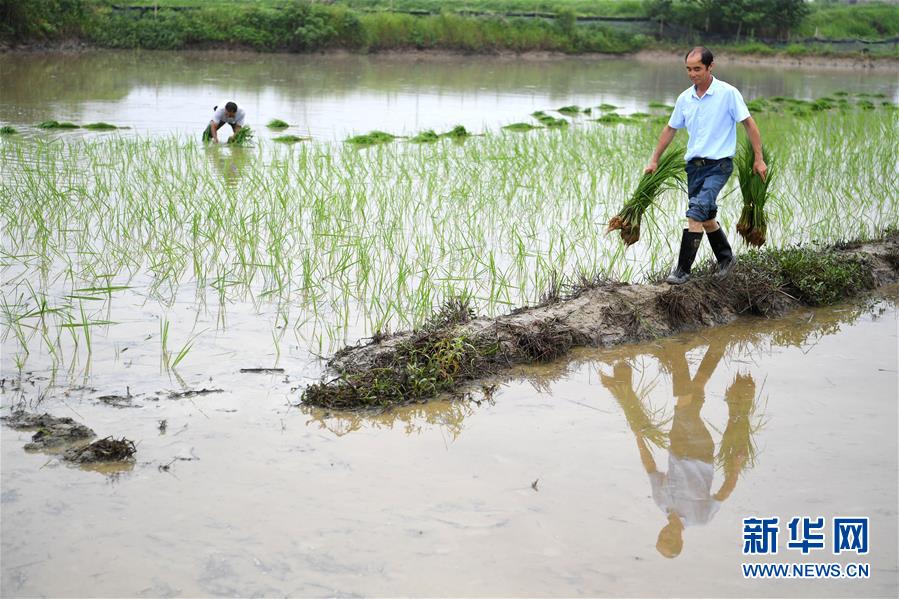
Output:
[645, 0, 809, 40]
[0, 0, 895, 52]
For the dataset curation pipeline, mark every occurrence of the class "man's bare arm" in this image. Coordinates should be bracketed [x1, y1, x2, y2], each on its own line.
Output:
[644, 125, 678, 174]
[210, 122, 220, 143]
[742, 117, 767, 181]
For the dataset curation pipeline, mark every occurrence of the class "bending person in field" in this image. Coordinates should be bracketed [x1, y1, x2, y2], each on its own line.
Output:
[644, 46, 767, 285]
[203, 101, 246, 144]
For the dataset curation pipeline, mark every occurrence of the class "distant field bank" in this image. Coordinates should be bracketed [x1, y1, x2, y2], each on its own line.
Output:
[2, 0, 898, 57]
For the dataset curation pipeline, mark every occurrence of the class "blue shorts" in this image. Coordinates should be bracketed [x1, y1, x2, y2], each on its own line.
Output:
[685, 157, 733, 222]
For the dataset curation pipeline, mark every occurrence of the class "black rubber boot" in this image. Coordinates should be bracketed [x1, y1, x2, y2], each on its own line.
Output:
[666, 229, 703, 285]
[707, 225, 736, 278]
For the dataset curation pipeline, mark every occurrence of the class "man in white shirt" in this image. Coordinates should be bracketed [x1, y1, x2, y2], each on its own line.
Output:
[644, 47, 768, 285]
[205, 101, 246, 144]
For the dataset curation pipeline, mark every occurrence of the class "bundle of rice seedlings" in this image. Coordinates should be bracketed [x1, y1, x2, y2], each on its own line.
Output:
[593, 113, 629, 125]
[272, 134, 308, 143]
[346, 130, 396, 146]
[37, 120, 79, 129]
[83, 122, 118, 130]
[441, 125, 471, 139]
[607, 146, 685, 246]
[502, 122, 540, 132]
[735, 138, 773, 247]
[557, 105, 582, 116]
[0, 125, 16, 135]
[228, 126, 254, 146]
[267, 118, 289, 129]
[410, 129, 439, 143]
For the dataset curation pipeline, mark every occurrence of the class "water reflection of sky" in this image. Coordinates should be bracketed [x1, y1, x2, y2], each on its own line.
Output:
[2, 50, 897, 140]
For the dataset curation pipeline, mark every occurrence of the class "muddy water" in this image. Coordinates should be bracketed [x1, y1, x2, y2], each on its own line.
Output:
[2, 295, 896, 597]
[1, 50, 897, 140]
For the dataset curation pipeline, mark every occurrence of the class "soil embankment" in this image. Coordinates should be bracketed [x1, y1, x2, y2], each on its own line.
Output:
[303, 234, 899, 410]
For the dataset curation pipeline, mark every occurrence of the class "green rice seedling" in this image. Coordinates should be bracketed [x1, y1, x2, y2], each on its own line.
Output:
[38, 120, 79, 129]
[346, 130, 396, 146]
[833, 90, 849, 97]
[857, 99, 876, 110]
[557, 105, 582, 116]
[502, 122, 540, 132]
[267, 119, 290, 129]
[272, 135, 309, 143]
[441, 125, 471, 139]
[628, 112, 651, 119]
[598, 103, 618, 111]
[228, 126, 254, 145]
[0, 126, 16, 135]
[607, 145, 685, 246]
[411, 130, 440, 143]
[202, 124, 213, 142]
[735, 137, 774, 247]
[83, 122, 118, 130]
[648, 101, 673, 110]
[811, 99, 833, 112]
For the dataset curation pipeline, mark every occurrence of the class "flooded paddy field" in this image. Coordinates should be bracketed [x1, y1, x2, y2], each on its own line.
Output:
[2, 50, 898, 596]
[1, 50, 897, 141]
[2, 297, 896, 597]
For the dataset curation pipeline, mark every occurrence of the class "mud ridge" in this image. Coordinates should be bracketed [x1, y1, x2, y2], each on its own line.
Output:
[1, 410, 95, 450]
[302, 234, 899, 410]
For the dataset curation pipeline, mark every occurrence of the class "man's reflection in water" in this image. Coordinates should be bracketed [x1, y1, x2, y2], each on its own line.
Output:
[205, 144, 249, 186]
[601, 338, 759, 558]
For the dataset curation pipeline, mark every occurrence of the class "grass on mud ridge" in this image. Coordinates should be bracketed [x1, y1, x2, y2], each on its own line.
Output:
[1, 98, 896, 377]
[302, 235, 896, 410]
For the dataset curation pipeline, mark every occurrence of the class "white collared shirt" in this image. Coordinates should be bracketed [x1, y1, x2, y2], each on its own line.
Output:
[668, 77, 750, 161]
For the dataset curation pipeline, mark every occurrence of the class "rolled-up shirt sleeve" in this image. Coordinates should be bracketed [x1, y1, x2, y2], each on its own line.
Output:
[732, 89, 751, 122]
[668, 96, 686, 129]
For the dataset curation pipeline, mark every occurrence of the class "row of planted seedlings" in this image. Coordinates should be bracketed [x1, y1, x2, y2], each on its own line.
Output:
[1, 103, 897, 382]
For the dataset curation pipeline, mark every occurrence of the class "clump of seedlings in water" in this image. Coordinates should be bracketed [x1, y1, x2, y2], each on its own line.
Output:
[83, 122, 118, 130]
[593, 113, 630, 125]
[0, 125, 17, 135]
[597, 103, 617, 111]
[441, 125, 471, 139]
[346, 130, 397, 146]
[735, 138, 774, 247]
[607, 145, 685, 246]
[272, 134, 308, 143]
[267, 118, 290, 129]
[410, 129, 440, 143]
[531, 112, 568, 128]
[38, 120, 79, 129]
[502, 122, 540, 132]
[557, 105, 582, 116]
